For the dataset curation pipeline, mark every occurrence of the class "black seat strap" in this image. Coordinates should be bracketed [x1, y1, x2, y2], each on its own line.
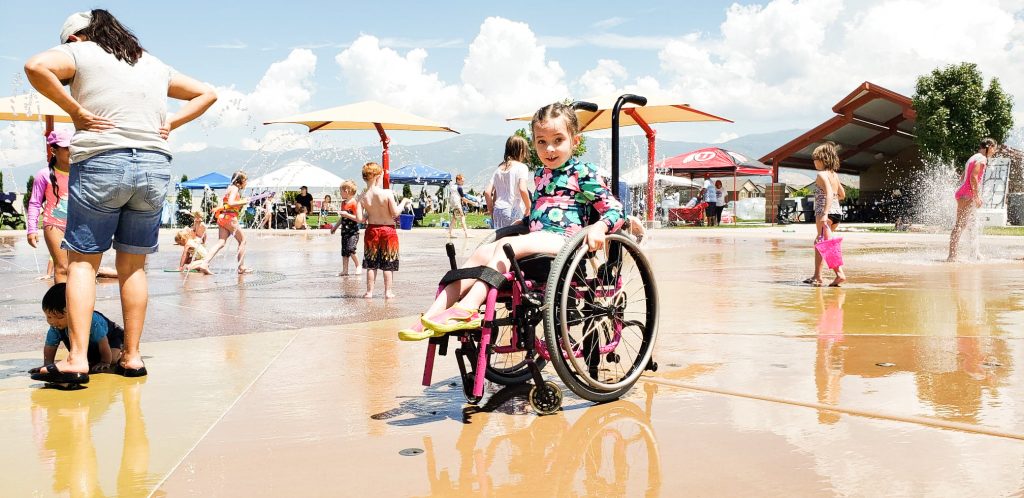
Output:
[439, 266, 509, 289]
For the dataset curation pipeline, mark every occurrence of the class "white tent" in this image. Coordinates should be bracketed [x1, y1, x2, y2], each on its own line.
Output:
[620, 168, 694, 187]
[247, 160, 344, 190]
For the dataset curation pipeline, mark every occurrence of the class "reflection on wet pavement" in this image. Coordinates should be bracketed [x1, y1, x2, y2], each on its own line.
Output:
[2, 227, 1024, 495]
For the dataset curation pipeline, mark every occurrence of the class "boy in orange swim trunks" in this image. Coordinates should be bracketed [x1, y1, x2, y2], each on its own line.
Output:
[359, 162, 410, 298]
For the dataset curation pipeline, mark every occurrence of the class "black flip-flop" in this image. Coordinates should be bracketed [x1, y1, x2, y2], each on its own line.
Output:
[113, 362, 148, 378]
[801, 278, 822, 286]
[29, 363, 90, 385]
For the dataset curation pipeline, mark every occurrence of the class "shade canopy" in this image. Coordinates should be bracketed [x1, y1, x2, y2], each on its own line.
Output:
[657, 147, 772, 177]
[247, 160, 343, 190]
[0, 93, 71, 123]
[389, 164, 452, 186]
[265, 101, 458, 133]
[506, 93, 730, 131]
[178, 171, 231, 190]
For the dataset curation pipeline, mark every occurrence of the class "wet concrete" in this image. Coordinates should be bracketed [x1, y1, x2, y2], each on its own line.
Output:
[2, 226, 1024, 496]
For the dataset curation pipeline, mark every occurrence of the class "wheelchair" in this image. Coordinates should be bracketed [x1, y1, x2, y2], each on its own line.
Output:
[418, 95, 659, 415]
[420, 222, 658, 414]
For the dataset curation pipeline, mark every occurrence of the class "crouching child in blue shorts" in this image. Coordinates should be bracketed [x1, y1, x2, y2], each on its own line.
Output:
[31, 283, 124, 375]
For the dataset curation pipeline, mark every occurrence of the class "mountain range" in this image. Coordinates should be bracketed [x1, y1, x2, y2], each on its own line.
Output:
[2, 128, 840, 193]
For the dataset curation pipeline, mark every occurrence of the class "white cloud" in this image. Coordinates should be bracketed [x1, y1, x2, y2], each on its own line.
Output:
[207, 40, 247, 49]
[712, 132, 739, 144]
[576, 59, 628, 97]
[175, 141, 208, 152]
[0, 121, 52, 167]
[335, 17, 569, 127]
[538, 33, 678, 50]
[378, 37, 464, 49]
[460, 17, 568, 115]
[654, 0, 1024, 130]
[241, 129, 313, 152]
[592, 17, 628, 30]
[536, 35, 583, 49]
[202, 48, 318, 130]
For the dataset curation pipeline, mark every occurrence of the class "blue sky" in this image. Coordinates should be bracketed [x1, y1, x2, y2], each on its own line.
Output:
[1, 1, 733, 112]
[2, 0, 1022, 165]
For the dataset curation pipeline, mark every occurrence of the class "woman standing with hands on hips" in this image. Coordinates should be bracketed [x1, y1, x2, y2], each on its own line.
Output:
[24, 9, 217, 385]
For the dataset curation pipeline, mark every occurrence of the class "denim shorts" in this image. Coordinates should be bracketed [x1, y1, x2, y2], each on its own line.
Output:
[63, 149, 172, 255]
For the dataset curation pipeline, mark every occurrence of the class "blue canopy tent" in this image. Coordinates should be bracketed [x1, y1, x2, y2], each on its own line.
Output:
[177, 171, 231, 190]
[388, 164, 452, 186]
[388, 164, 453, 226]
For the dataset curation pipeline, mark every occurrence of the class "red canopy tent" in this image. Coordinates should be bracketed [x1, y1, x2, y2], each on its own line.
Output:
[657, 147, 772, 223]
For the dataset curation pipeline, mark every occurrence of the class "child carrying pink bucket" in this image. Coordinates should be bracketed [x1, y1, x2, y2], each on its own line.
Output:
[803, 142, 847, 287]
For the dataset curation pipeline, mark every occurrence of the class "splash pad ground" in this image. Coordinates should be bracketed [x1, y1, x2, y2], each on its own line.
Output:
[1, 225, 1023, 496]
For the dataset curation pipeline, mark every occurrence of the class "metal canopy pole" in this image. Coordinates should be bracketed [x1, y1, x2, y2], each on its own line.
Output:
[374, 123, 391, 188]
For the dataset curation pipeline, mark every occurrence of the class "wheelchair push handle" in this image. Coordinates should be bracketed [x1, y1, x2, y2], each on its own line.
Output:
[610, 93, 648, 198]
[446, 243, 457, 270]
[572, 101, 598, 113]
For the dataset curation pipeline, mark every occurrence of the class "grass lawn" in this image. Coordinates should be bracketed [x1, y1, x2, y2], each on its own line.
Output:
[984, 226, 1024, 236]
[421, 212, 491, 229]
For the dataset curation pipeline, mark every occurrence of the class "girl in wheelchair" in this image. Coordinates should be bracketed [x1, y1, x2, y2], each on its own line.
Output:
[399, 102, 625, 340]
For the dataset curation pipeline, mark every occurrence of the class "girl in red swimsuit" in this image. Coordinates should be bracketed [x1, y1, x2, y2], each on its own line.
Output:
[206, 171, 254, 273]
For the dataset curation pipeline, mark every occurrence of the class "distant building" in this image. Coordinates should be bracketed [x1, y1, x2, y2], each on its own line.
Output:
[761, 82, 1020, 209]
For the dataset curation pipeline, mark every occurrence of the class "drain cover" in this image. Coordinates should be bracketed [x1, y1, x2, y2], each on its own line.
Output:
[875, 362, 896, 367]
[399, 448, 424, 456]
[983, 361, 1002, 368]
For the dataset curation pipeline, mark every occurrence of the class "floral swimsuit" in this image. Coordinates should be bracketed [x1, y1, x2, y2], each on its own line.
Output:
[529, 157, 625, 237]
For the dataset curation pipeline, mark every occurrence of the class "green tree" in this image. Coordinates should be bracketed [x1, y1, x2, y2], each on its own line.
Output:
[913, 62, 1015, 166]
[514, 127, 587, 171]
[24, 176, 34, 211]
[402, 183, 413, 199]
[176, 174, 193, 226]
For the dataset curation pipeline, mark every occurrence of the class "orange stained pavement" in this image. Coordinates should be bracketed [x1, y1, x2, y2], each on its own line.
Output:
[2, 226, 1024, 496]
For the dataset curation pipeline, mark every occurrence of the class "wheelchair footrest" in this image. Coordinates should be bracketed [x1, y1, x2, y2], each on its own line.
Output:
[439, 266, 509, 289]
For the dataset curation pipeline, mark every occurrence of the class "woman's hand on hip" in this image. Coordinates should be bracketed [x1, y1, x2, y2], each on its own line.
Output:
[159, 123, 171, 140]
[72, 108, 115, 132]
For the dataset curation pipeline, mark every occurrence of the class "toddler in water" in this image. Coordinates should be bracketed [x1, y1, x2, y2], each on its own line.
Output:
[399, 102, 624, 340]
[330, 180, 362, 276]
[174, 228, 214, 274]
[360, 162, 411, 298]
[30, 283, 124, 374]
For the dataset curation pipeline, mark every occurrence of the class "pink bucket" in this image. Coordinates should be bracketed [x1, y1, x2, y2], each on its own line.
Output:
[815, 236, 844, 269]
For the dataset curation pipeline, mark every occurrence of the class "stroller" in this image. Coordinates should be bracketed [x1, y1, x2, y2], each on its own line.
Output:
[0, 193, 24, 229]
[668, 202, 708, 226]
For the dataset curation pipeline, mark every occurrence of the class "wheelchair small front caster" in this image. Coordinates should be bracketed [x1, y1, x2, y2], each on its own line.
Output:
[529, 381, 563, 415]
[645, 360, 659, 372]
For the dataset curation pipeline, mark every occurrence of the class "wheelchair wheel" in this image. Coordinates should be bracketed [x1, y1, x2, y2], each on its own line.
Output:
[543, 230, 658, 402]
[484, 300, 545, 385]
